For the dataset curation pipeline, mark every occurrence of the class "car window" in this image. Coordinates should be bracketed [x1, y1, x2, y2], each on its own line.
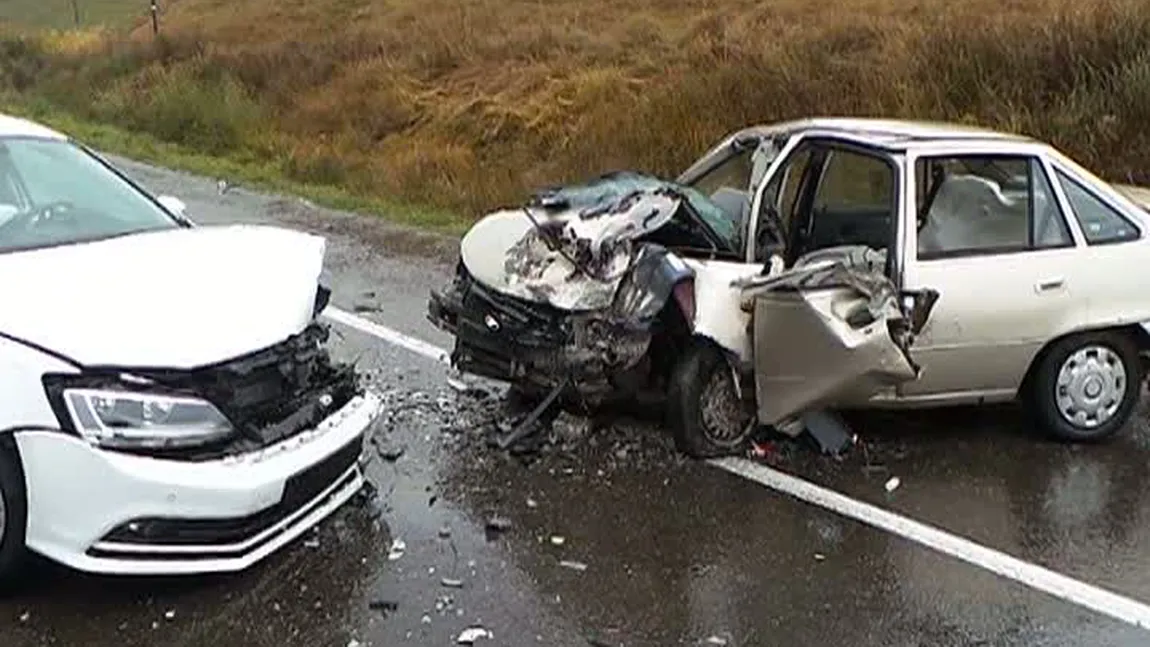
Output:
[916, 154, 1072, 259]
[754, 145, 814, 261]
[1053, 169, 1140, 244]
[812, 150, 894, 210]
[800, 148, 897, 257]
[687, 140, 783, 254]
[0, 137, 179, 253]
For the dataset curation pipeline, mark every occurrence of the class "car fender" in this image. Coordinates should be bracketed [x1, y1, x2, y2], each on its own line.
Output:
[679, 259, 763, 363]
[0, 335, 78, 437]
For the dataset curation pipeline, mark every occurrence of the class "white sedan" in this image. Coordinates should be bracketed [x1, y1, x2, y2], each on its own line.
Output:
[0, 113, 382, 582]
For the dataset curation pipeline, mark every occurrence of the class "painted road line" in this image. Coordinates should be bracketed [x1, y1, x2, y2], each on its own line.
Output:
[710, 456, 1150, 630]
[324, 305, 1150, 632]
[325, 306, 450, 365]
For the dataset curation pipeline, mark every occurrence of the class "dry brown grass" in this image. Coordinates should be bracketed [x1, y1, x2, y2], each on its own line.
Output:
[6, 0, 1150, 220]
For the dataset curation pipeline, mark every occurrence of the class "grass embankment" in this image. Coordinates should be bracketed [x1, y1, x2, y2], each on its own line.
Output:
[2, 0, 1150, 230]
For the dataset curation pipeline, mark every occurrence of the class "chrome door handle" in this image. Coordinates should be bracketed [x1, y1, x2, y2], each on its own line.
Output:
[1036, 278, 1065, 292]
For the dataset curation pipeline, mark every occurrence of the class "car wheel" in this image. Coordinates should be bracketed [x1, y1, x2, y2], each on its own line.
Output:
[0, 442, 28, 591]
[1028, 331, 1143, 442]
[667, 339, 755, 458]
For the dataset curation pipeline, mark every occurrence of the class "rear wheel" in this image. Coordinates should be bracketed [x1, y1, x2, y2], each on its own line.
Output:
[667, 339, 755, 458]
[1027, 330, 1142, 442]
[0, 442, 28, 591]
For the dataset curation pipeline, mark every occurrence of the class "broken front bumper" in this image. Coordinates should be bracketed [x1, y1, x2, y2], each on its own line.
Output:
[428, 264, 651, 398]
[16, 392, 382, 575]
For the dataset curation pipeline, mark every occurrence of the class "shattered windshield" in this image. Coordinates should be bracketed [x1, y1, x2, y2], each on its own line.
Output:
[0, 138, 180, 253]
[530, 171, 740, 252]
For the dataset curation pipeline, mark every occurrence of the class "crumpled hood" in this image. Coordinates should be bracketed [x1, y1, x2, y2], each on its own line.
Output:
[460, 172, 682, 311]
[0, 224, 326, 368]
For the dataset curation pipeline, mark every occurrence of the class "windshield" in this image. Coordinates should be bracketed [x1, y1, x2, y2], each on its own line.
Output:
[531, 171, 740, 252]
[0, 137, 179, 253]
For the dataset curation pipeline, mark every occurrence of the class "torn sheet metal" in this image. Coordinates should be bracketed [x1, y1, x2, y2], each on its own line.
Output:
[742, 246, 937, 427]
[461, 172, 683, 311]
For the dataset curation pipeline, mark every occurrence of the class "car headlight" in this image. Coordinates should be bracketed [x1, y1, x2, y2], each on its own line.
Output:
[62, 389, 234, 449]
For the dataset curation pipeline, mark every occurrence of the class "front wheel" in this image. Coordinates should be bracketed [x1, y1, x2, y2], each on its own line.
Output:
[0, 442, 29, 592]
[667, 340, 755, 458]
[1026, 331, 1143, 442]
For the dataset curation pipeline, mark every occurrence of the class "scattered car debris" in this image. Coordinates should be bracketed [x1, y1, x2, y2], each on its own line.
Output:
[438, 525, 453, 538]
[493, 379, 569, 450]
[550, 535, 566, 546]
[421, 614, 432, 625]
[441, 577, 465, 589]
[704, 634, 732, 646]
[814, 553, 826, 561]
[347, 639, 363, 647]
[485, 515, 513, 539]
[387, 538, 407, 561]
[885, 476, 902, 492]
[800, 410, 856, 456]
[457, 627, 494, 644]
[164, 610, 176, 621]
[353, 302, 381, 313]
[303, 537, 321, 549]
[368, 599, 399, 618]
[527, 497, 539, 508]
[559, 560, 589, 572]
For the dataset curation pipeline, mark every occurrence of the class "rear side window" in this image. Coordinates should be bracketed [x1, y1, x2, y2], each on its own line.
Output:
[1053, 169, 1140, 244]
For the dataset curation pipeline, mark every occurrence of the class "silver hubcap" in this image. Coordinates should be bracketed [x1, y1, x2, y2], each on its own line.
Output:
[1055, 345, 1127, 429]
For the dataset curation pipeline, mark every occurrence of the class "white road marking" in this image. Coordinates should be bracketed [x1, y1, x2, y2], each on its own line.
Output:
[324, 305, 1150, 631]
[325, 306, 450, 364]
[710, 457, 1150, 630]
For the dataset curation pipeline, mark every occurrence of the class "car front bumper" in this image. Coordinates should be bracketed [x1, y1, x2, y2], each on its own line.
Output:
[14, 391, 382, 575]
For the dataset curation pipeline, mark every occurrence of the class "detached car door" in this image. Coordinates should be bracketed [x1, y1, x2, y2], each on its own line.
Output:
[898, 148, 1082, 399]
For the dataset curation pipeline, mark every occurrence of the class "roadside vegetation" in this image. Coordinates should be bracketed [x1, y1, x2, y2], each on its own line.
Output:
[2, 0, 1150, 228]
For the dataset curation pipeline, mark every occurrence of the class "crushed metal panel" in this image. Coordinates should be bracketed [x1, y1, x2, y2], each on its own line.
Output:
[750, 281, 919, 427]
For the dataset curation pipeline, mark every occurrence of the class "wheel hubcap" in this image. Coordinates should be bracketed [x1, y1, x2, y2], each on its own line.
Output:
[700, 368, 751, 446]
[1055, 345, 1127, 429]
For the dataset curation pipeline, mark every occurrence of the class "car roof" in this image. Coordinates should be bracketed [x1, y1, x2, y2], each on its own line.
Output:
[0, 113, 67, 140]
[738, 117, 1036, 148]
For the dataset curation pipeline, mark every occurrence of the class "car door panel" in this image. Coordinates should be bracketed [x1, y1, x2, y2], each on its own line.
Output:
[899, 248, 1081, 396]
[750, 286, 919, 425]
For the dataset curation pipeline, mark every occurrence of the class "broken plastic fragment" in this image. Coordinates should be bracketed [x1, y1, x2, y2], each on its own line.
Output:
[387, 538, 407, 561]
[885, 476, 901, 492]
[441, 577, 464, 588]
[550, 535, 566, 546]
[457, 627, 494, 644]
[559, 560, 588, 572]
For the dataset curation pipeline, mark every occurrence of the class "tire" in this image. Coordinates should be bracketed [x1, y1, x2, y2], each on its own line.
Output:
[667, 339, 755, 458]
[1026, 330, 1143, 442]
[0, 442, 28, 591]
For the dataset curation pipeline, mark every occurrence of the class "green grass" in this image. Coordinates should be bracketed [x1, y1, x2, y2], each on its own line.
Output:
[0, 97, 468, 233]
[0, 0, 145, 29]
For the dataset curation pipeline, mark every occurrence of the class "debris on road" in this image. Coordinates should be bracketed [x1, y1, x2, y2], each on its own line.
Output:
[457, 626, 494, 644]
[550, 535, 566, 546]
[493, 379, 568, 450]
[559, 559, 588, 572]
[438, 525, 452, 539]
[814, 553, 826, 561]
[368, 599, 399, 618]
[375, 441, 406, 462]
[527, 497, 538, 508]
[387, 538, 407, 561]
[485, 515, 513, 539]
[704, 634, 732, 646]
[441, 577, 465, 588]
[885, 476, 901, 492]
[801, 410, 856, 456]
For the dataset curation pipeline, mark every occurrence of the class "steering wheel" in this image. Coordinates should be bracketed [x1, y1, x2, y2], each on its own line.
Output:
[0, 201, 77, 236]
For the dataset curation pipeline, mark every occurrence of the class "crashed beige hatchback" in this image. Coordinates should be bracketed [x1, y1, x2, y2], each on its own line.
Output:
[429, 118, 1150, 457]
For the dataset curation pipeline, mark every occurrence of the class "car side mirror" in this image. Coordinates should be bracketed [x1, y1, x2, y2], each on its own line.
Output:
[156, 195, 188, 219]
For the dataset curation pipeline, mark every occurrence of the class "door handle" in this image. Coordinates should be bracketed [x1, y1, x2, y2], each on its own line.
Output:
[1036, 278, 1065, 293]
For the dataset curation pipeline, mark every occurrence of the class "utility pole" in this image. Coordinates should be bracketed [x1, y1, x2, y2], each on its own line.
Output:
[150, 0, 159, 35]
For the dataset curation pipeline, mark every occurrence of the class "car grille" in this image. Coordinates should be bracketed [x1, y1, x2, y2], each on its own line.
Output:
[131, 323, 360, 461]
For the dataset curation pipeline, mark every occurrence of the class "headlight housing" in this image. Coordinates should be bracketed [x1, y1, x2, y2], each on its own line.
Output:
[62, 389, 234, 450]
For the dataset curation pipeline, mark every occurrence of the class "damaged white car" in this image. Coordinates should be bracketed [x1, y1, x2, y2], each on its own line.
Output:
[0, 114, 382, 583]
[429, 118, 1150, 456]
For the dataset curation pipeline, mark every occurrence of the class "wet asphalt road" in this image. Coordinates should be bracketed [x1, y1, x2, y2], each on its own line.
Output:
[4, 160, 1150, 646]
